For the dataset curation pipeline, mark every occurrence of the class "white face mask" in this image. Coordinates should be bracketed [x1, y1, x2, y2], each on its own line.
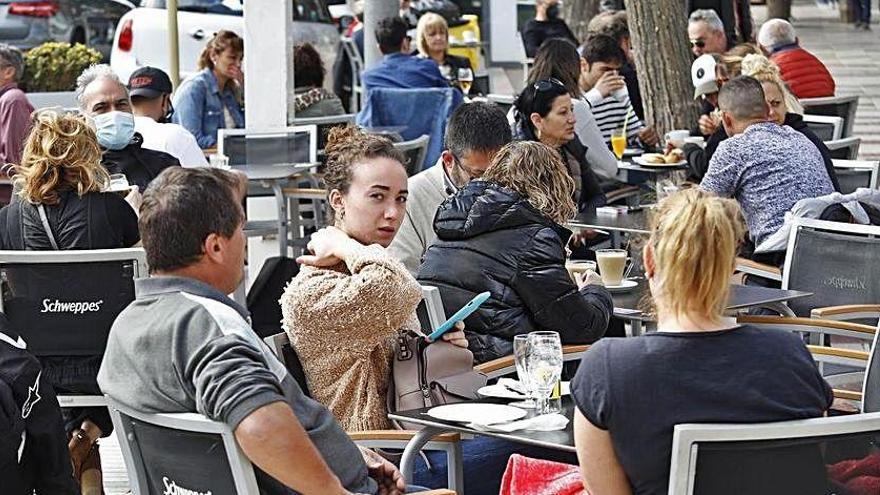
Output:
[92, 111, 135, 150]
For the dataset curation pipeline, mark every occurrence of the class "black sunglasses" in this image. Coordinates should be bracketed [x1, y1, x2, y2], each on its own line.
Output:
[689, 39, 706, 48]
[533, 78, 566, 92]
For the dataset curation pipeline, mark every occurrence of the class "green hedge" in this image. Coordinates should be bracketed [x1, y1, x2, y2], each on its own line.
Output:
[22, 42, 102, 93]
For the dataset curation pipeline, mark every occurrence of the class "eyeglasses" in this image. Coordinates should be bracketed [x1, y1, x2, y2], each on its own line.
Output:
[533, 78, 566, 93]
[689, 39, 706, 48]
[451, 154, 483, 180]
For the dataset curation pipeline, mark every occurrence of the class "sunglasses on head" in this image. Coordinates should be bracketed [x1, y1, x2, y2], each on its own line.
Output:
[533, 78, 566, 92]
[689, 39, 706, 48]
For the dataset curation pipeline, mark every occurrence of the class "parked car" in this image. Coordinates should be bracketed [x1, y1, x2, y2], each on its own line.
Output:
[110, 0, 339, 84]
[0, 0, 135, 59]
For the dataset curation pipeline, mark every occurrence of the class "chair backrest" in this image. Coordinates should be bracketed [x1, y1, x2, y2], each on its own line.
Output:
[832, 158, 880, 192]
[801, 96, 859, 138]
[218, 125, 317, 166]
[263, 332, 312, 397]
[26, 91, 78, 110]
[668, 412, 880, 495]
[341, 36, 364, 112]
[825, 136, 861, 160]
[864, 327, 880, 412]
[486, 93, 515, 115]
[394, 135, 431, 176]
[106, 396, 259, 495]
[781, 218, 880, 317]
[290, 114, 356, 151]
[0, 249, 147, 356]
[416, 285, 447, 332]
[801, 114, 844, 142]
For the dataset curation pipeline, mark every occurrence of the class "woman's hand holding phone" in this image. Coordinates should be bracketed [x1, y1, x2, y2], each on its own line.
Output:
[427, 321, 468, 348]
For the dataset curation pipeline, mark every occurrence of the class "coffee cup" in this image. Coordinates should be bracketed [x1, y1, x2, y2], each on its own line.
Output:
[683, 136, 705, 147]
[664, 129, 690, 148]
[596, 249, 628, 286]
[565, 260, 597, 283]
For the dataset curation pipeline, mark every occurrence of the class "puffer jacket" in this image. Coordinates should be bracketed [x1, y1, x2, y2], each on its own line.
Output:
[770, 45, 835, 99]
[417, 180, 613, 364]
[101, 133, 180, 191]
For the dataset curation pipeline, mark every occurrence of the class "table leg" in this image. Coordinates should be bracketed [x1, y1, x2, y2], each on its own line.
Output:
[400, 426, 446, 484]
[630, 319, 644, 337]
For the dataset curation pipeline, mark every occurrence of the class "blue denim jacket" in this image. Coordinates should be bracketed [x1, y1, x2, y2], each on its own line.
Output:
[172, 69, 244, 149]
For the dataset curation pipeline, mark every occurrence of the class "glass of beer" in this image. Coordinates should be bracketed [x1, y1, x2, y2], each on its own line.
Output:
[596, 249, 628, 286]
[611, 128, 626, 159]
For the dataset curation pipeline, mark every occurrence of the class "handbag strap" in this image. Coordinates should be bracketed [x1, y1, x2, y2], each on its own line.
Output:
[36, 204, 60, 250]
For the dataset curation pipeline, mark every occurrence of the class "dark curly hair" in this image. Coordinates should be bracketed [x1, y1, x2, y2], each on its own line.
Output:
[323, 125, 405, 221]
[293, 42, 325, 88]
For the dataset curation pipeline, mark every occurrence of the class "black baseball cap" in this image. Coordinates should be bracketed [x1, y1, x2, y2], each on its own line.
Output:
[128, 66, 173, 99]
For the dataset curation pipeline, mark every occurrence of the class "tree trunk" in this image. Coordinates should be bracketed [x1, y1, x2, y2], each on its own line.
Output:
[562, 0, 602, 43]
[766, 0, 792, 20]
[623, 0, 699, 134]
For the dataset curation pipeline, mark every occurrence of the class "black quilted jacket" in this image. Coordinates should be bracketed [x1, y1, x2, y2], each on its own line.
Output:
[417, 180, 613, 364]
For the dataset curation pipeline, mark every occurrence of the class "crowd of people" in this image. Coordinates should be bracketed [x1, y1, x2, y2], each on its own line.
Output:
[0, 1, 866, 494]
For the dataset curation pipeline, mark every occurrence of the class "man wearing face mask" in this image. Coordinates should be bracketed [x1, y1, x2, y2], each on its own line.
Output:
[522, 0, 578, 58]
[128, 67, 208, 168]
[75, 64, 180, 191]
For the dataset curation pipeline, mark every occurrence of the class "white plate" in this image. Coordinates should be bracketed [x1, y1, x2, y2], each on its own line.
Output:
[633, 156, 687, 167]
[623, 148, 644, 158]
[478, 384, 527, 400]
[426, 403, 527, 424]
[604, 279, 639, 293]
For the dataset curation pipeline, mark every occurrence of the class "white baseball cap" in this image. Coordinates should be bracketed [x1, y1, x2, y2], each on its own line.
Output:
[691, 54, 719, 100]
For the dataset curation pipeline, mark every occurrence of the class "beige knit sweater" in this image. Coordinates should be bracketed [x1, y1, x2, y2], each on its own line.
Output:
[280, 243, 423, 432]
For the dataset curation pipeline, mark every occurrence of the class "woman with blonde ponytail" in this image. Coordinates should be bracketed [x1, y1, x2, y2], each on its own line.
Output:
[570, 188, 833, 495]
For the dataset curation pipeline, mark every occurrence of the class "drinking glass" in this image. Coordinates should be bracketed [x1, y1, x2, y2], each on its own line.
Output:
[526, 331, 563, 414]
[107, 173, 130, 193]
[511, 334, 535, 408]
[611, 128, 626, 159]
[209, 153, 230, 169]
[457, 68, 474, 96]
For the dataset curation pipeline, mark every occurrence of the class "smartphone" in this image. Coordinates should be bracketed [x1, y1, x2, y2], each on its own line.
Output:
[426, 291, 490, 341]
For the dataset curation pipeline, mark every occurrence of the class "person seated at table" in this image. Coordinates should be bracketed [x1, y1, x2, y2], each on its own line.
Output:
[578, 34, 659, 149]
[0, 110, 140, 494]
[513, 78, 606, 212]
[572, 188, 832, 495]
[700, 76, 835, 259]
[415, 13, 472, 87]
[757, 19, 835, 99]
[587, 10, 644, 121]
[417, 141, 613, 364]
[519, 38, 619, 181]
[280, 125, 469, 432]
[362, 16, 453, 94]
[521, 0, 578, 58]
[76, 64, 180, 191]
[172, 30, 245, 149]
[388, 101, 512, 274]
[293, 42, 346, 119]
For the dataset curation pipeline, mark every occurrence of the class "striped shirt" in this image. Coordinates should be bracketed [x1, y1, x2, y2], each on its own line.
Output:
[584, 88, 644, 146]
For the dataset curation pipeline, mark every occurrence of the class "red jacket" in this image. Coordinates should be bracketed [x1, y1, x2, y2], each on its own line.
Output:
[770, 46, 835, 99]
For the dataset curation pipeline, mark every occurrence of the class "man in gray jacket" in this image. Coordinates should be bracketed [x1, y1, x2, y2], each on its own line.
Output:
[388, 102, 512, 274]
[98, 167, 406, 495]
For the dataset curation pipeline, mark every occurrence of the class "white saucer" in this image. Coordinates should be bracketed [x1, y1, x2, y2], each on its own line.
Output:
[604, 279, 639, 292]
[623, 148, 644, 158]
[426, 403, 527, 424]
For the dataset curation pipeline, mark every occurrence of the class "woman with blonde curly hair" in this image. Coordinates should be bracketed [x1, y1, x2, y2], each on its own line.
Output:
[740, 54, 839, 191]
[572, 188, 832, 494]
[414, 12, 473, 85]
[0, 110, 139, 493]
[418, 140, 613, 365]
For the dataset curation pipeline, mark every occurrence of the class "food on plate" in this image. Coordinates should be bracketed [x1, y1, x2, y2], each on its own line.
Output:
[664, 149, 685, 164]
[642, 153, 666, 164]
